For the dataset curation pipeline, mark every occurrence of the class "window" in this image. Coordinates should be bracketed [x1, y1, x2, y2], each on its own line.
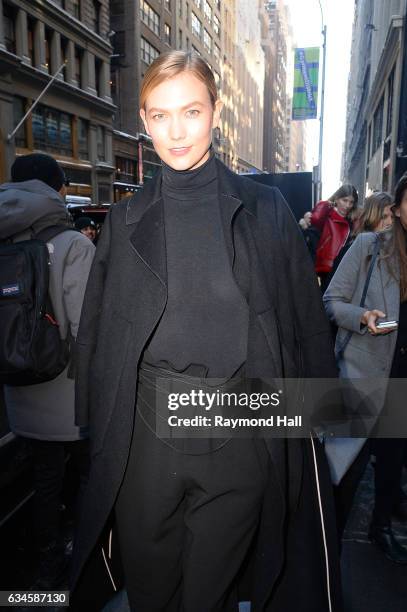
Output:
[74, 46, 83, 87]
[61, 37, 68, 80]
[59, 112, 72, 155]
[113, 30, 125, 56]
[372, 96, 384, 154]
[90, 0, 101, 34]
[191, 13, 201, 38]
[96, 125, 105, 161]
[44, 28, 53, 73]
[164, 0, 171, 11]
[193, 0, 201, 7]
[140, 1, 160, 37]
[178, 28, 182, 47]
[213, 14, 220, 36]
[386, 68, 395, 137]
[95, 56, 102, 96]
[98, 184, 111, 203]
[213, 43, 220, 63]
[27, 19, 35, 65]
[367, 123, 372, 160]
[110, 0, 124, 16]
[115, 156, 137, 183]
[213, 70, 220, 86]
[214, 0, 220, 9]
[204, 1, 212, 22]
[72, 0, 81, 19]
[203, 29, 211, 53]
[13, 97, 27, 147]
[140, 37, 159, 65]
[67, 167, 91, 184]
[77, 118, 89, 159]
[178, 0, 182, 17]
[32, 105, 73, 156]
[3, 3, 16, 54]
[164, 24, 171, 45]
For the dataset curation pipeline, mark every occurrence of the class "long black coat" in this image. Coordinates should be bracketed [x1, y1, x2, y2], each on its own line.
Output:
[72, 159, 342, 611]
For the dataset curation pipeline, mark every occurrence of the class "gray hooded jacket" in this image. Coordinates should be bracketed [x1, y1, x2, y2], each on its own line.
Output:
[0, 180, 95, 440]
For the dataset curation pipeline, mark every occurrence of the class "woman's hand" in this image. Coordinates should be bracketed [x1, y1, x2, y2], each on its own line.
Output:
[361, 309, 394, 335]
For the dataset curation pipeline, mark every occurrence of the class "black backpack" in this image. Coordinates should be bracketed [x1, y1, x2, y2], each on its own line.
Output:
[0, 225, 71, 386]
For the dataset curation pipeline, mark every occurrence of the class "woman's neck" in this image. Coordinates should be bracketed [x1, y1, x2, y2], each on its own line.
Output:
[161, 148, 217, 200]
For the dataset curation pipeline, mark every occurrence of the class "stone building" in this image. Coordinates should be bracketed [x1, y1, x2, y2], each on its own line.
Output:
[343, 0, 407, 198]
[261, 0, 289, 173]
[0, 0, 114, 203]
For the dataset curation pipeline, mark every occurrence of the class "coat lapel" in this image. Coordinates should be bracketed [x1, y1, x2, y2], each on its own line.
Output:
[129, 198, 167, 287]
[126, 173, 167, 287]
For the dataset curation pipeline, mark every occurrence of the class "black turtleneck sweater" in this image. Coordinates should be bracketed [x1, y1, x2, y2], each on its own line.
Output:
[143, 150, 249, 378]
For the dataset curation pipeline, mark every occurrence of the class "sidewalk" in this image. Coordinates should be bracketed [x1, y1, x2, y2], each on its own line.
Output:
[341, 462, 407, 612]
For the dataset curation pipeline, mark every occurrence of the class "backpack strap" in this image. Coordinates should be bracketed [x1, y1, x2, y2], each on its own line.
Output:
[35, 225, 72, 243]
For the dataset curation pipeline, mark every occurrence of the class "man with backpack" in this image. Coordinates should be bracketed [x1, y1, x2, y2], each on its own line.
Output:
[0, 153, 95, 588]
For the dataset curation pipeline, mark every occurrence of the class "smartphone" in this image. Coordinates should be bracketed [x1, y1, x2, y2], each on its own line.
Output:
[376, 320, 398, 330]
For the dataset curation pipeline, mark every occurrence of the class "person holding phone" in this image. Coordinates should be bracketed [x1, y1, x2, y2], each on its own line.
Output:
[71, 51, 342, 611]
[324, 178, 407, 563]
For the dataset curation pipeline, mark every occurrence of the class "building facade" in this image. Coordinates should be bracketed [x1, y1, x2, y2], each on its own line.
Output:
[343, 0, 407, 199]
[110, 0, 225, 198]
[0, 0, 114, 203]
[233, 0, 265, 173]
[262, 0, 291, 173]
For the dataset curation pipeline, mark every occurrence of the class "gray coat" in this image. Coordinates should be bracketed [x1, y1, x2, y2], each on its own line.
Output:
[0, 180, 95, 441]
[323, 231, 400, 479]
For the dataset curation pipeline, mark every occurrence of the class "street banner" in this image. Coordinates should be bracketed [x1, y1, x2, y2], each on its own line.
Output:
[292, 47, 320, 120]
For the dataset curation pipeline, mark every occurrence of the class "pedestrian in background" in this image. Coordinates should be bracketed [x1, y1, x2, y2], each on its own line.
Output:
[0, 153, 95, 588]
[312, 184, 358, 292]
[300, 210, 320, 262]
[75, 216, 98, 244]
[330, 191, 393, 278]
[324, 176, 407, 563]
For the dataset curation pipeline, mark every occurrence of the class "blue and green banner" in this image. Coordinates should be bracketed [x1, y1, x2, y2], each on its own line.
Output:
[292, 47, 320, 120]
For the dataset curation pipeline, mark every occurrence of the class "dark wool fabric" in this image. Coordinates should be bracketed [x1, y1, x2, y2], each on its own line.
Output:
[144, 150, 249, 378]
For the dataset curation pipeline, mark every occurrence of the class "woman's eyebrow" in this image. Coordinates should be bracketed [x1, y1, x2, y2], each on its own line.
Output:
[148, 101, 205, 114]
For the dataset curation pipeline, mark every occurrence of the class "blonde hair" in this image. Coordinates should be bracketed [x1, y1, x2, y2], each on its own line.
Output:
[357, 191, 392, 233]
[140, 50, 218, 110]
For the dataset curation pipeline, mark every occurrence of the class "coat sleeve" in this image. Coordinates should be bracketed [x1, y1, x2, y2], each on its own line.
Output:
[323, 234, 369, 334]
[74, 210, 112, 427]
[311, 200, 331, 232]
[62, 236, 96, 339]
[274, 189, 338, 378]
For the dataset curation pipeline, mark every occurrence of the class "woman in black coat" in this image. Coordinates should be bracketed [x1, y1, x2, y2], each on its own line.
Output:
[72, 51, 342, 611]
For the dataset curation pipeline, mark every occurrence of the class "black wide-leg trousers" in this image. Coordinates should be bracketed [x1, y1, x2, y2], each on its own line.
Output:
[115, 404, 269, 612]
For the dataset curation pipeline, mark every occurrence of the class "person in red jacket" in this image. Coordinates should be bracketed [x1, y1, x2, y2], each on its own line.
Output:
[312, 184, 358, 292]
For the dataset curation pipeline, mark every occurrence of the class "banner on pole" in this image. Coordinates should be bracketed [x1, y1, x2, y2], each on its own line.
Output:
[292, 47, 320, 120]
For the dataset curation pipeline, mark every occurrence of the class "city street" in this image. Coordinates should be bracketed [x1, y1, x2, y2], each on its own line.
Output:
[1, 0, 407, 610]
[1, 413, 406, 612]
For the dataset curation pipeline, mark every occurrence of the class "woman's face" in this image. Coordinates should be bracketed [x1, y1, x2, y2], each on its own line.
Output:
[140, 71, 222, 171]
[394, 190, 407, 230]
[374, 205, 393, 232]
[335, 196, 354, 217]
